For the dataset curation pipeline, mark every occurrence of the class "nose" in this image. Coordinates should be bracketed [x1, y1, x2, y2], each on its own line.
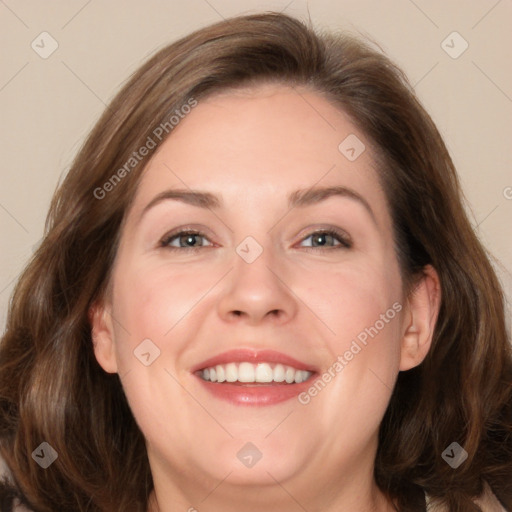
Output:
[217, 244, 299, 326]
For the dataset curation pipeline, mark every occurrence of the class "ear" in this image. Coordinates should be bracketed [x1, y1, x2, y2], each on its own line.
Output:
[89, 300, 118, 374]
[399, 265, 441, 371]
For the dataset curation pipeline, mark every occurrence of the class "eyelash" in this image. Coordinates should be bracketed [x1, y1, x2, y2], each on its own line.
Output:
[159, 228, 352, 252]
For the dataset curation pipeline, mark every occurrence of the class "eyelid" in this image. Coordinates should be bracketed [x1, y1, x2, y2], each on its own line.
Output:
[294, 227, 352, 249]
[159, 225, 352, 252]
[159, 225, 216, 249]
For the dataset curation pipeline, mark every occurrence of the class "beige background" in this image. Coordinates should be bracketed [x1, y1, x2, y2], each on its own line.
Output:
[1, 0, 511, 335]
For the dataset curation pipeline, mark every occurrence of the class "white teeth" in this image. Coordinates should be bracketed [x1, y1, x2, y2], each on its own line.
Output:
[238, 362, 255, 382]
[285, 366, 295, 384]
[273, 364, 285, 382]
[199, 362, 312, 384]
[216, 365, 226, 383]
[225, 362, 237, 382]
[255, 363, 273, 383]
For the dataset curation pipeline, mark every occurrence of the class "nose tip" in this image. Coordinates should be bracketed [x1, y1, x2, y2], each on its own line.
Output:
[217, 251, 298, 325]
[229, 307, 283, 321]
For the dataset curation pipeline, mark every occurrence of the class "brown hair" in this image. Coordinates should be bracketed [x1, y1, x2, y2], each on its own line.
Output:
[0, 12, 511, 512]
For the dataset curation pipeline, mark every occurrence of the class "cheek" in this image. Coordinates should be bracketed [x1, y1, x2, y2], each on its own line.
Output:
[304, 258, 402, 349]
[109, 258, 211, 368]
[298, 257, 403, 413]
[107, 261, 209, 445]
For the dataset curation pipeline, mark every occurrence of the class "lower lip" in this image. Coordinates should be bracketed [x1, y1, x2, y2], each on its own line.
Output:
[194, 374, 317, 406]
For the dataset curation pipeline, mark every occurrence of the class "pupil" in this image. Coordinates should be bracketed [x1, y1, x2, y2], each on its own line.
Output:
[184, 235, 197, 246]
[315, 234, 327, 246]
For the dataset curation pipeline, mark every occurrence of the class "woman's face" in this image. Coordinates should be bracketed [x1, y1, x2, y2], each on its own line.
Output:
[93, 84, 434, 506]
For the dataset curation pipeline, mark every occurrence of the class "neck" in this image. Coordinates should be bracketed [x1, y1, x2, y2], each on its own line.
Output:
[146, 460, 396, 512]
[147, 487, 395, 512]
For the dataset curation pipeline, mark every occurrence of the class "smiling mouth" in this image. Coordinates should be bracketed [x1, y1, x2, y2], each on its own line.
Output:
[197, 362, 314, 385]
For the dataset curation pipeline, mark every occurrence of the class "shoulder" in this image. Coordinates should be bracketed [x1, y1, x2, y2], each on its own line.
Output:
[0, 457, 34, 512]
[426, 483, 508, 512]
[473, 483, 508, 512]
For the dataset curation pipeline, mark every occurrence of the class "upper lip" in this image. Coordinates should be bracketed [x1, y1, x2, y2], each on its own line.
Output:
[191, 348, 318, 373]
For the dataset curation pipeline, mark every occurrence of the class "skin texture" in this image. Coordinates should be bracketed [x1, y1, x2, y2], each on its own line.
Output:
[91, 84, 441, 512]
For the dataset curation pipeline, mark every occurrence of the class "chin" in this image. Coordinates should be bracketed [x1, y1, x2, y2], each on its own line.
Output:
[203, 437, 306, 485]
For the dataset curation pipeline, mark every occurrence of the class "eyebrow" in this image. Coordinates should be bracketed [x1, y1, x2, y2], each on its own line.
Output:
[138, 185, 376, 224]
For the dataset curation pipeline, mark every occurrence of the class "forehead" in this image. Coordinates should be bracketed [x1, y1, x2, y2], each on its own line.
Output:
[129, 83, 390, 225]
